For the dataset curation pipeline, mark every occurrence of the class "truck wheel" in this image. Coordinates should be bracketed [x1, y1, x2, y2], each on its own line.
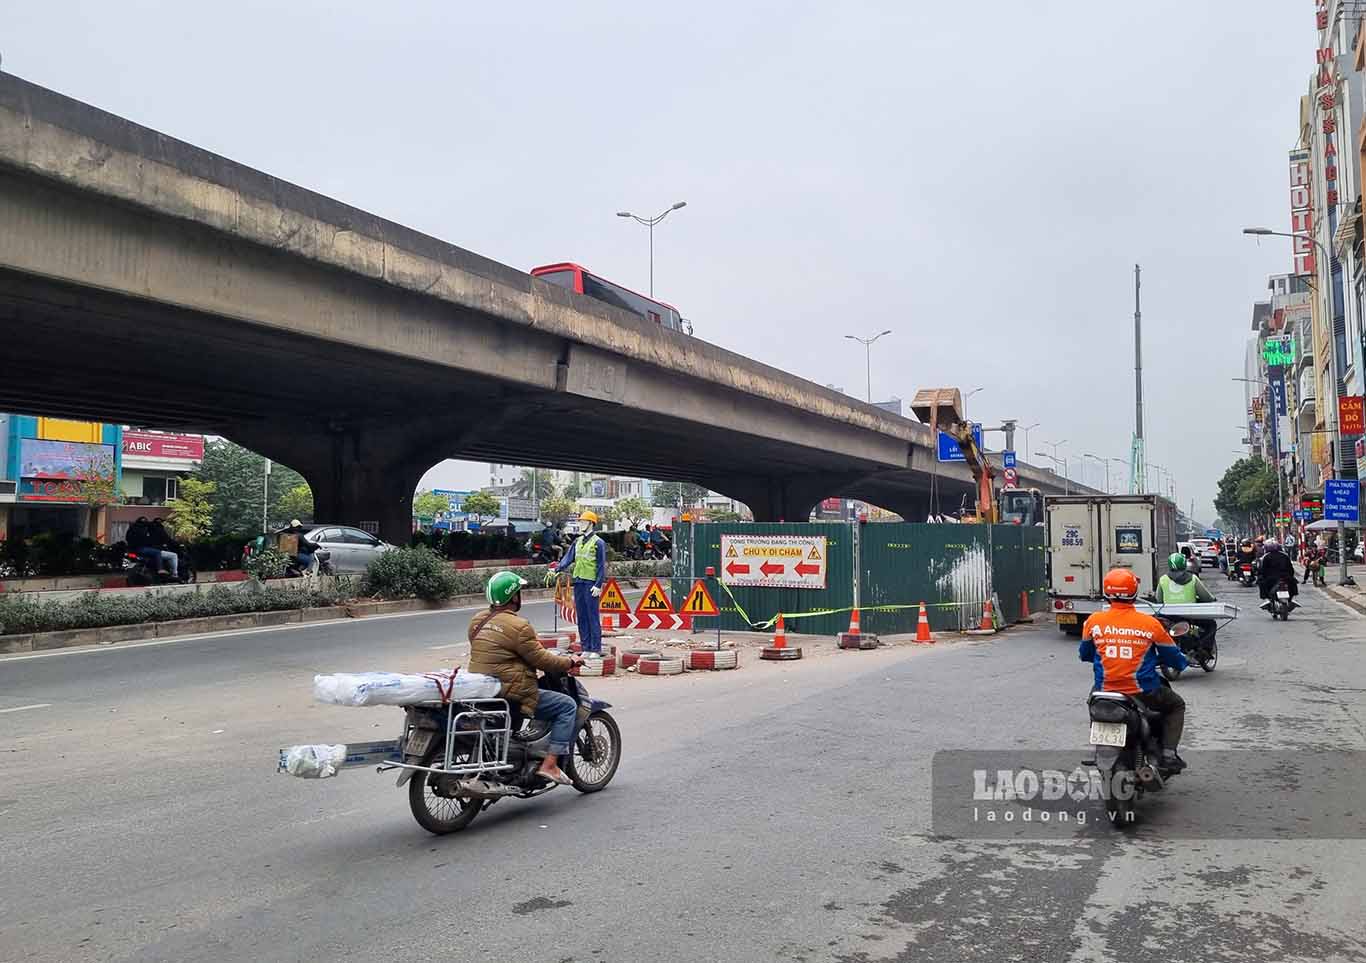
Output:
[1064, 623, 1083, 638]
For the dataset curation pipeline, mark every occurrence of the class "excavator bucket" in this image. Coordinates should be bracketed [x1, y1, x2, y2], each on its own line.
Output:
[909, 388, 964, 427]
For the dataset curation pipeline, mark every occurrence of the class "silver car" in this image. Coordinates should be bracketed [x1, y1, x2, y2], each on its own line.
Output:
[304, 525, 394, 573]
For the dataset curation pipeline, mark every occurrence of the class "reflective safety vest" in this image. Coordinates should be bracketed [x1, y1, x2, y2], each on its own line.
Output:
[1157, 574, 1198, 604]
[572, 533, 602, 582]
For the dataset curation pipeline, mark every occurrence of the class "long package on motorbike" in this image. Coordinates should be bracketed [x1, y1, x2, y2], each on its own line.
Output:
[312, 669, 500, 707]
[279, 669, 501, 779]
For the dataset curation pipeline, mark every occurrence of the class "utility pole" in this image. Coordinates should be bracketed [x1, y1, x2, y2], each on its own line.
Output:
[1130, 264, 1146, 495]
[262, 458, 272, 532]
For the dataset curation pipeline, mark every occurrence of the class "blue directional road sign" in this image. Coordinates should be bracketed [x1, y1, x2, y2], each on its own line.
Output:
[937, 424, 984, 462]
[1002, 450, 1017, 469]
[1324, 479, 1359, 522]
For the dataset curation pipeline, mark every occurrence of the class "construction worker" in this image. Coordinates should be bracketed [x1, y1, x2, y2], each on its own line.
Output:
[1080, 568, 1190, 771]
[553, 511, 608, 655]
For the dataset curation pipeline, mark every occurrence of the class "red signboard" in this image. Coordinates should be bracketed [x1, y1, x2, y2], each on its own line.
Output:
[1340, 396, 1364, 436]
[122, 431, 205, 460]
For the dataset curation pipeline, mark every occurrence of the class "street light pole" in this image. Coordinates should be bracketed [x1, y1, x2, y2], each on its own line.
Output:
[1020, 423, 1040, 464]
[843, 330, 893, 402]
[1243, 227, 1350, 583]
[1045, 440, 1070, 494]
[617, 201, 687, 297]
[1084, 453, 1109, 494]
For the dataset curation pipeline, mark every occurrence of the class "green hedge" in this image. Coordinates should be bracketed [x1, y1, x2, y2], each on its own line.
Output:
[0, 583, 351, 636]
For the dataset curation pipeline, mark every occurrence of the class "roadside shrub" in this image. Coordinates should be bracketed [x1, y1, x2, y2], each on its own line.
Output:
[243, 548, 291, 581]
[0, 583, 349, 636]
[361, 546, 460, 601]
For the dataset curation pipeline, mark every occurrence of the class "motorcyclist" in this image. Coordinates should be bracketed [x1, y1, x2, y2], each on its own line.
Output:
[1080, 568, 1190, 771]
[278, 519, 319, 572]
[466, 571, 583, 786]
[125, 516, 162, 573]
[1155, 552, 1217, 646]
[1235, 538, 1258, 573]
[1257, 539, 1298, 608]
[148, 518, 180, 578]
[650, 524, 670, 556]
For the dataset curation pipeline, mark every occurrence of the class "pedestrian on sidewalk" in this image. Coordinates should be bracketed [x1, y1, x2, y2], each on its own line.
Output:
[553, 511, 607, 655]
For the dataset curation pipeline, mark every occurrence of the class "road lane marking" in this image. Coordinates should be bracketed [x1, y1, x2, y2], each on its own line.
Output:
[0, 703, 53, 713]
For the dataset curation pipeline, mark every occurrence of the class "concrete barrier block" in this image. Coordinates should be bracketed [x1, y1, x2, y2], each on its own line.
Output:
[0, 634, 34, 653]
[32, 628, 103, 650]
[98, 623, 157, 644]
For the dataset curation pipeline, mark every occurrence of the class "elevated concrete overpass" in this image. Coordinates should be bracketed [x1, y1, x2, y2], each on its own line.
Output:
[0, 74, 1087, 539]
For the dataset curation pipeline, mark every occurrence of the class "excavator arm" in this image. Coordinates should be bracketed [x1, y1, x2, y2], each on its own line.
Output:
[947, 421, 997, 523]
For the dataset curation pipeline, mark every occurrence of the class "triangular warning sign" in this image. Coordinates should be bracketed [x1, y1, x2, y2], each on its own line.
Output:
[725, 544, 739, 557]
[808, 544, 823, 559]
[635, 578, 675, 614]
[597, 579, 631, 613]
[682, 578, 719, 616]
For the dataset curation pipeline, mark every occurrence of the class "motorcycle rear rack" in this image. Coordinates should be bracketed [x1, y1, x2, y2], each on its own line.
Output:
[388, 698, 515, 777]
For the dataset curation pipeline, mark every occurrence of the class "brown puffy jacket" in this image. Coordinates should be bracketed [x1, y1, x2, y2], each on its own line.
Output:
[465, 609, 574, 715]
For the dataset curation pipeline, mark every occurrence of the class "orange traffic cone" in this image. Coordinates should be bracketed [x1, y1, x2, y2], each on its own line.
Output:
[915, 601, 934, 643]
[762, 614, 802, 660]
[979, 598, 996, 632]
[1016, 590, 1032, 624]
[846, 609, 861, 637]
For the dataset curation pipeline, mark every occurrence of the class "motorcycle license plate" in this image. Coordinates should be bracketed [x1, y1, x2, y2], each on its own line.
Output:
[1089, 721, 1127, 747]
[406, 728, 435, 757]
[1277, 591, 1291, 600]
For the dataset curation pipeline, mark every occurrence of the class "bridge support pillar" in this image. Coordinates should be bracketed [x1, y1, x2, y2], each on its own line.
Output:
[221, 417, 468, 545]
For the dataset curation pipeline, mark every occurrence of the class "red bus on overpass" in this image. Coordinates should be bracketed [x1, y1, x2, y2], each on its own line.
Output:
[531, 262, 685, 332]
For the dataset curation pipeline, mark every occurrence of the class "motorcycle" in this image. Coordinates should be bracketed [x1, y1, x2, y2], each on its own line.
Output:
[1237, 559, 1258, 587]
[1085, 621, 1189, 828]
[1158, 616, 1217, 679]
[1268, 578, 1297, 621]
[526, 537, 562, 566]
[123, 544, 197, 586]
[282, 671, 621, 836]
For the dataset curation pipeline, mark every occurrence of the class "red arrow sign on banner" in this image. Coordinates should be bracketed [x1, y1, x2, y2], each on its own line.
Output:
[726, 561, 751, 577]
[794, 561, 821, 576]
[760, 560, 785, 576]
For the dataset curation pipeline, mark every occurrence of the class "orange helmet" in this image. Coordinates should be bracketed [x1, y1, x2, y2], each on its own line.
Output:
[1102, 568, 1139, 601]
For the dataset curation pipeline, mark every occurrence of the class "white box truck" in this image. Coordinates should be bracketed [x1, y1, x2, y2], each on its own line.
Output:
[1046, 494, 1177, 637]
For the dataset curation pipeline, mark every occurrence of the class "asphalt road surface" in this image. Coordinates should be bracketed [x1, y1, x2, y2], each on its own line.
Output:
[2, 582, 1365, 962]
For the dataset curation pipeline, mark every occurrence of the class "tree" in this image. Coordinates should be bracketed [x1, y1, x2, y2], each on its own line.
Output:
[76, 451, 121, 509]
[539, 494, 580, 525]
[167, 478, 216, 542]
[276, 483, 314, 523]
[594, 502, 620, 528]
[462, 491, 502, 523]
[708, 510, 742, 523]
[196, 439, 309, 537]
[1214, 457, 1280, 532]
[512, 469, 554, 500]
[615, 496, 651, 528]
[412, 489, 451, 521]
[562, 481, 582, 500]
[652, 481, 709, 509]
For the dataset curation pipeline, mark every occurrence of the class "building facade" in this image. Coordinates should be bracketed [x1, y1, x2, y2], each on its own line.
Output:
[0, 415, 122, 541]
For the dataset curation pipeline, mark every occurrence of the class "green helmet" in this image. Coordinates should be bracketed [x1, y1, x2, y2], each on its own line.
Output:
[486, 570, 528, 606]
[1168, 552, 1187, 572]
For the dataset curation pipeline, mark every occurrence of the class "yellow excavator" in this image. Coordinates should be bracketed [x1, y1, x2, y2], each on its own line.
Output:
[910, 387, 1027, 525]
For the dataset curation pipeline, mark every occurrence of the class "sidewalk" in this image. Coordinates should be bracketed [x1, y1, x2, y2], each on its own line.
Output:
[1311, 561, 1366, 615]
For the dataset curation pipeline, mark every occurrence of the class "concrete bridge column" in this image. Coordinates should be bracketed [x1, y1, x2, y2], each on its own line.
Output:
[222, 416, 475, 545]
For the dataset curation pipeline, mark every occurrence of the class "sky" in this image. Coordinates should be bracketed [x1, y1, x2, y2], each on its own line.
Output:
[5, 1, 1316, 521]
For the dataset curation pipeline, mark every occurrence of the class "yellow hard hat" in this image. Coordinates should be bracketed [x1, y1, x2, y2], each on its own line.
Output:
[579, 510, 600, 524]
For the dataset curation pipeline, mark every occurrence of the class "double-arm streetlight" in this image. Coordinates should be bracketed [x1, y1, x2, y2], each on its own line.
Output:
[1243, 226, 1350, 583]
[1044, 440, 1070, 493]
[617, 201, 687, 297]
[1020, 422, 1040, 463]
[1084, 453, 1113, 494]
[843, 330, 893, 402]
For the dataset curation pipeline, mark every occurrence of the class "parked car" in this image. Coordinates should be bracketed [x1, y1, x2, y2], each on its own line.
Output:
[300, 525, 394, 573]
